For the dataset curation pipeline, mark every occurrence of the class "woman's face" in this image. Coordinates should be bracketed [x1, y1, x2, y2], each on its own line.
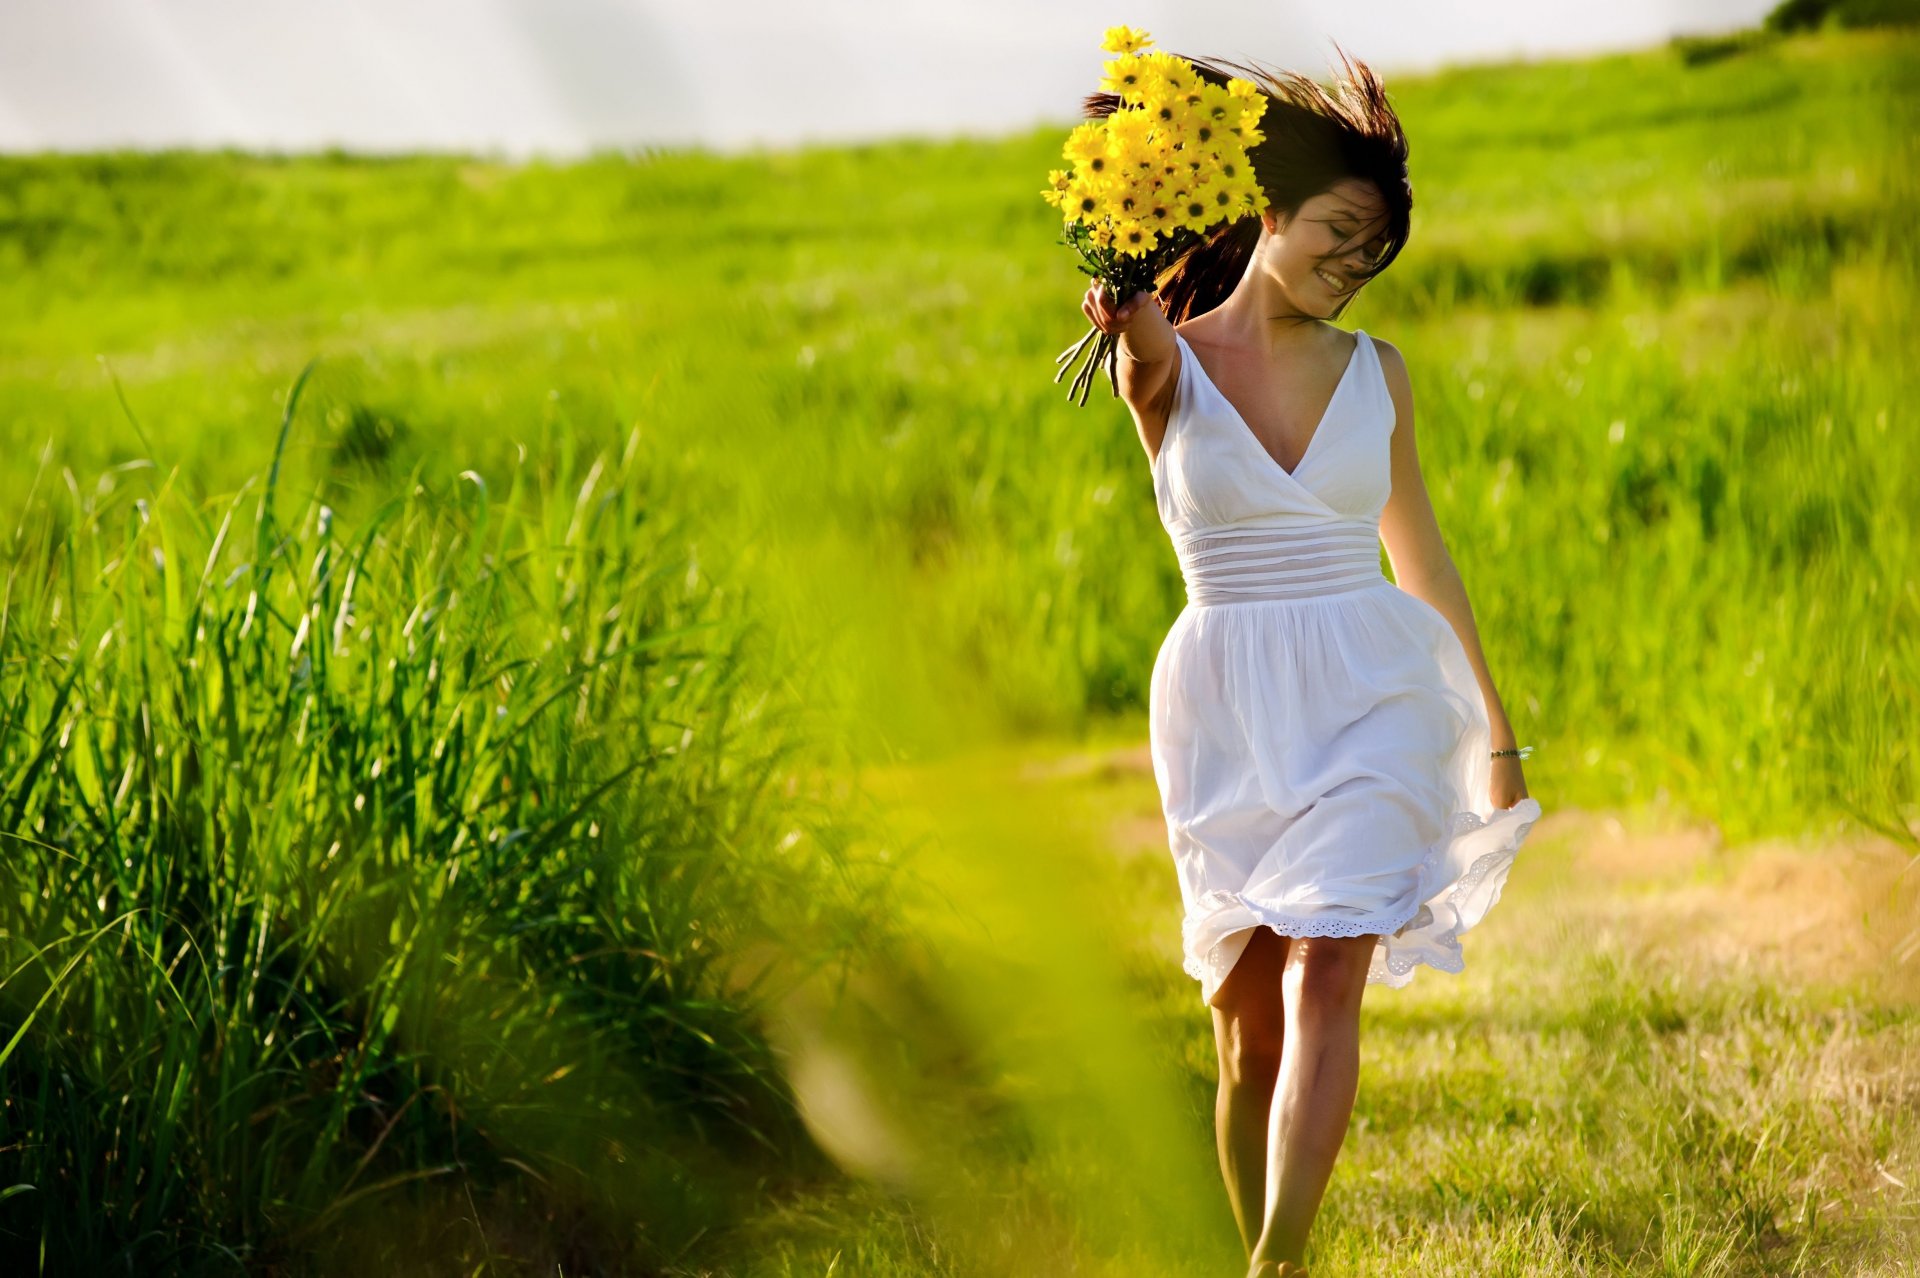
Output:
[1260, 178, 1392, 318]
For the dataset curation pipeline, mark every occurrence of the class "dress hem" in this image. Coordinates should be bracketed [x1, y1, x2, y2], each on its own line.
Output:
[1180, 795, 1541, 1001]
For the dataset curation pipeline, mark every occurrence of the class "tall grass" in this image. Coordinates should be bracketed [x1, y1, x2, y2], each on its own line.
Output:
[0, 373, 913, 1271]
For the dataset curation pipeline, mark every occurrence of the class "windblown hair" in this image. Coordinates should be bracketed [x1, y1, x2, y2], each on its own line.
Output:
[1079, 42, 1413, 324]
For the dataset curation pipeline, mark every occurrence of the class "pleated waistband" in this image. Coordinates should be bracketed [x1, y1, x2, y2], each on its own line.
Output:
[1175, 520, 1386, 605]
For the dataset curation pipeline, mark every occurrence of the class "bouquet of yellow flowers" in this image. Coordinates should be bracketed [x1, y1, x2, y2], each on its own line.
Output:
[1043, 26, 1268, 404]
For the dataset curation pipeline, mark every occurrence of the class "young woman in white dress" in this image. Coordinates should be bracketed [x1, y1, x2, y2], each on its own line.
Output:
[1079, 47, 1540, 1278]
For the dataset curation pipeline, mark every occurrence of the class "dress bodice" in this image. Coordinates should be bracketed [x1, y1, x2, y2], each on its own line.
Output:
[1151, 328, 1396, 605]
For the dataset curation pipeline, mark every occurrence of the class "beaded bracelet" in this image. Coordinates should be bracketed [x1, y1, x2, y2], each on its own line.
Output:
[1490, 746, 1533, 759]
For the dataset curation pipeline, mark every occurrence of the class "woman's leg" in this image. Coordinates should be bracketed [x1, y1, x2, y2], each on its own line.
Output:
[1250, 932, 1376, 1269]
[1208, 925, 1293, 1256]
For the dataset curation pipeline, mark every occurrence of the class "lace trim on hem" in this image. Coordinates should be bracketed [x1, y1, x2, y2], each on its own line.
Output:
[1180, 798, 1540, 990]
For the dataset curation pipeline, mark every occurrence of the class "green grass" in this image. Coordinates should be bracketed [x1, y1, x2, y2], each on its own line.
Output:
[0, 392, 914, 1270]
[2, 30, 1915, 841]
[0, 21, 1916, 1276]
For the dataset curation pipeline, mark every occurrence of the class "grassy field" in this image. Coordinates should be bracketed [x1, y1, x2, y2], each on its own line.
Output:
[3, 27, 1916, 837]
[1, 21, 1917, 1276]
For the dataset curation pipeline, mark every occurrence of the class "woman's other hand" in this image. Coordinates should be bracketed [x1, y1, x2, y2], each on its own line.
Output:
[1489, 755, 1531, 811]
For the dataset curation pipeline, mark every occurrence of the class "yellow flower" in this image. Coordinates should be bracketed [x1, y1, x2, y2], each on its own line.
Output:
[1039, 167, 1075, 210]
[1233, 94, 1268, 145]
[1171, 185, 1211, 232]
[1061, 128, 1127, 188]
[1106, 171, 1156, 222]
[1061, 120, 1107, 166]
[1140, 90, 1183, 137]
[1141, 196, 1178, 231]
[1193, 83, 1241, 136]
[1063, 171, 1118, 225]
[1171, 141, 1206, 183]
[1107, 110, 1154, 159]
[1100, 25, 1153, 55]
[1191, 176, 1241, 219]
[1111, 218, 1160, 257]
[1098, 51, 1153, 102]
[1226, 76, 1260, 100]
[1143, 52, 1190, 95]
[1210, 147, 1251, 188]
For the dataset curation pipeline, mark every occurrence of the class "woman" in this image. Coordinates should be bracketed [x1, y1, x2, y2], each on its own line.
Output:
[1081, 46, 1543, 1278]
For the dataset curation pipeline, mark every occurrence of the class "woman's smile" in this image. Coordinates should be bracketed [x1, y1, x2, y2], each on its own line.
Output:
[1314, 266, 1351, 293]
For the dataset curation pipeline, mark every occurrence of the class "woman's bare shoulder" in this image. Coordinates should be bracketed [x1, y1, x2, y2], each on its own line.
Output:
[1364, 331, 1413, 399]
[1364, 330, 1405, 367]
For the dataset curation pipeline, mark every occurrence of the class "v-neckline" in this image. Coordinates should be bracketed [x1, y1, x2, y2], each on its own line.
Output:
[1177, 328, 1366, 481]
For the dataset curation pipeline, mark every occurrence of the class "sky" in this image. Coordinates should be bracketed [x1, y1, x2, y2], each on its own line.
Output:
[0, 0, 1781, 159]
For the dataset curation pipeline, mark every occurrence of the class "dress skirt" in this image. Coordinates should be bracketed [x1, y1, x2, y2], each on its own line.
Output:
[1148, 577, 1543, 1007]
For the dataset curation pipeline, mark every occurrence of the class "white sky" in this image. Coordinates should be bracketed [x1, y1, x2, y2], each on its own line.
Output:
[0, 0, 1778, 158]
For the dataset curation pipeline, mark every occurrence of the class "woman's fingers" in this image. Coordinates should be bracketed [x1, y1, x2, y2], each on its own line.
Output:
[1084, 282, 1149, 334]
[1084, 295, 1113, 334]
[1084, 285, 1117, 334]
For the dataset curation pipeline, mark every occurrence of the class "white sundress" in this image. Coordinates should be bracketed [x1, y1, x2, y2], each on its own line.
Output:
[1148, 325, 1542, 1008]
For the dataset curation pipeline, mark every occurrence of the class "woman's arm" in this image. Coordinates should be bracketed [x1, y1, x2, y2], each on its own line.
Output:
[1372, 337, 1531, 807]
[1084, 284, 1177, 467]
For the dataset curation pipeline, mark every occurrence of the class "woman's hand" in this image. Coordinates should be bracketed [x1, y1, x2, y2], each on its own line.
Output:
[1083, 282, 1157, 336]
[1489, 755, 1531, 810]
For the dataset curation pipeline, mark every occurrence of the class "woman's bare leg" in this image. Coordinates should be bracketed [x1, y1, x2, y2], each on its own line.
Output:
[1208, 925, 1293, 1256]
[1249, 932, 1376, 1269]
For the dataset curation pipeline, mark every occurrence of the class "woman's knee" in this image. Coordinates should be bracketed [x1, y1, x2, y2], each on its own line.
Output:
[1282, 934, 1376, 1023]
[1210, 927, 1290, 1076]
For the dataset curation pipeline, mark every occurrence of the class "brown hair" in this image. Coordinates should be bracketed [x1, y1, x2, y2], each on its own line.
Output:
[1079, 41, 1413, 324]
